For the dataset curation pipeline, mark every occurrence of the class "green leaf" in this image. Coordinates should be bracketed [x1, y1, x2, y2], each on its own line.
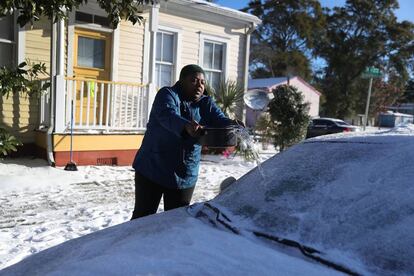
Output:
[8, 145, 17, 151]
[211, 80, 244, 120]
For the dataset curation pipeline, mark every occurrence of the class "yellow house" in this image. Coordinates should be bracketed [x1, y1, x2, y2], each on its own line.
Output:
[0, 0, 260, 166]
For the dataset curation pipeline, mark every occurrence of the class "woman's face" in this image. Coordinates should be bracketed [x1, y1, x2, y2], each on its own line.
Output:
[181, 72, 206, 102]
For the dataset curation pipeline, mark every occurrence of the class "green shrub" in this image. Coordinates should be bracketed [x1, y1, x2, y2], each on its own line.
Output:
[267, 85, 310, 151]
[0, 128, 22, 157]
[209, 80, 244, 120]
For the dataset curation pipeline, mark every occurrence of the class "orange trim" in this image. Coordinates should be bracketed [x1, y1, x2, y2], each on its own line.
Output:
[54, 149, 137, 166]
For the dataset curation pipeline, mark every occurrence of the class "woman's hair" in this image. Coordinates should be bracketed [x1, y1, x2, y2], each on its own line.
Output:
[179, 64, 205, 80]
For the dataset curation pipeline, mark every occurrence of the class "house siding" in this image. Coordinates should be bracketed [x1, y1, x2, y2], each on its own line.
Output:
[0, 19, 51, 144]
[0, 94, 40, 143]
[290, 79, 320, 117]
[118, 19, 146, 83]
[25, 18, 51, 72]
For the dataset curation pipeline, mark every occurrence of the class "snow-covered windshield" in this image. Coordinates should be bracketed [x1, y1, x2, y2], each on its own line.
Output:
[213, 126, 414, 275]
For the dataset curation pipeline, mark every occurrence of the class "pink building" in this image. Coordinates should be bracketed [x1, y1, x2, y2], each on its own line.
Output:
[245, 76, 321, 128]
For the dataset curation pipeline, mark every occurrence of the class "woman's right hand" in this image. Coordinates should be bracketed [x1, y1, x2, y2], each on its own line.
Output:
[184, 120, 204, 137]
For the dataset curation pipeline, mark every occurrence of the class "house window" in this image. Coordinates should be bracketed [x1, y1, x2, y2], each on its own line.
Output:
[77, 36, 105, 68]
[203, 40, 225, 91]
[0, 15, 15, 67]
[155, 31, 175, 88]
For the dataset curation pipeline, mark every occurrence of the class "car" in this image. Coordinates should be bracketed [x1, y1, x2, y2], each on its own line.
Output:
[306, 117, 359, 138]
[2, 125, 414, 275]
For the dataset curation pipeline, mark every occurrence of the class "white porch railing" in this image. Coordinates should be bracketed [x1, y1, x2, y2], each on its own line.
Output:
[64, 77, 149, 131]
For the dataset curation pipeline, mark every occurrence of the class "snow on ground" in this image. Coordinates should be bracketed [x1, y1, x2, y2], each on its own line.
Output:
[0, 147, 275, 270]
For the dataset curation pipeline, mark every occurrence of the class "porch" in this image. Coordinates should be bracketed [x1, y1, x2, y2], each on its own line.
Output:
[40, 77, 150, 132]
[38, 77, 150, 166]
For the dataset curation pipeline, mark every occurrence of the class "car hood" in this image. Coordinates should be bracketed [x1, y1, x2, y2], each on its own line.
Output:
[213, 126, 414, 275]
[1, 208, 338, 276]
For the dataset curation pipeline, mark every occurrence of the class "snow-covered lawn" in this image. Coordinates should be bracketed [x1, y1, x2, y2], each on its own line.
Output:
[0, 149, 275, 270]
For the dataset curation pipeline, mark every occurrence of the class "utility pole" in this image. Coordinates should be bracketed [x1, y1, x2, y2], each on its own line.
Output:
[363, 78, 373, 131]
[361, 67, 382, 130]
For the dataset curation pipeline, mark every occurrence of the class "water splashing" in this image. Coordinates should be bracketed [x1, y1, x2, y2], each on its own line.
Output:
[233, 127, 266, 179]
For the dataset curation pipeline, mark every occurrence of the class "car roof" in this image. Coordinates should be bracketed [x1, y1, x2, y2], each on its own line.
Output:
[313, 117, 345, 122]
[215, 125, 414, 275]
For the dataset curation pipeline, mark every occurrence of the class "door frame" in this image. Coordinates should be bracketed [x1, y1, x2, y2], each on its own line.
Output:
[67, 11, 119, 81]
[72, 27, 112, 126]
[73, 27, 112, 80]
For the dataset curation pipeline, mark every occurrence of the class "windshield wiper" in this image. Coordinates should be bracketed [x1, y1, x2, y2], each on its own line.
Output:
[194, 203, 360, 276]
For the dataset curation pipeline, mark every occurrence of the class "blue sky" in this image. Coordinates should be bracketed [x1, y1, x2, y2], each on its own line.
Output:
[216, 0, 414, 22]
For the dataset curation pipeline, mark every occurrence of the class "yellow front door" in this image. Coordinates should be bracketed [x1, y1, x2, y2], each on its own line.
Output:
[73, 28, 111, 126]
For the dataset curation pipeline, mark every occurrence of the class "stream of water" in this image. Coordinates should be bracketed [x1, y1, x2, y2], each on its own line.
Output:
[233, 127, 266, 180]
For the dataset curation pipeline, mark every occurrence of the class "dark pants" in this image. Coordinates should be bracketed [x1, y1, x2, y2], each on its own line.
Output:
[131, 172, 195, 220]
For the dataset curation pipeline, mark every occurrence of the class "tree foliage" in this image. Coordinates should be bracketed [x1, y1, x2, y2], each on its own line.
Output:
[398, 79, 414, 103]
[0, 0, 158, 28]
[0, 60, 50, 97]
[316, 0, 414, 118]
[267, 85, 310, 151]
[254, 112, 274, 150]
[366, 78, 405, 117]
[243, 0, 325, 80]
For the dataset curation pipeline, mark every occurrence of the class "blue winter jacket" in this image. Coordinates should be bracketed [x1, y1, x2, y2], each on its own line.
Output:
[132, 82, 234, 189]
